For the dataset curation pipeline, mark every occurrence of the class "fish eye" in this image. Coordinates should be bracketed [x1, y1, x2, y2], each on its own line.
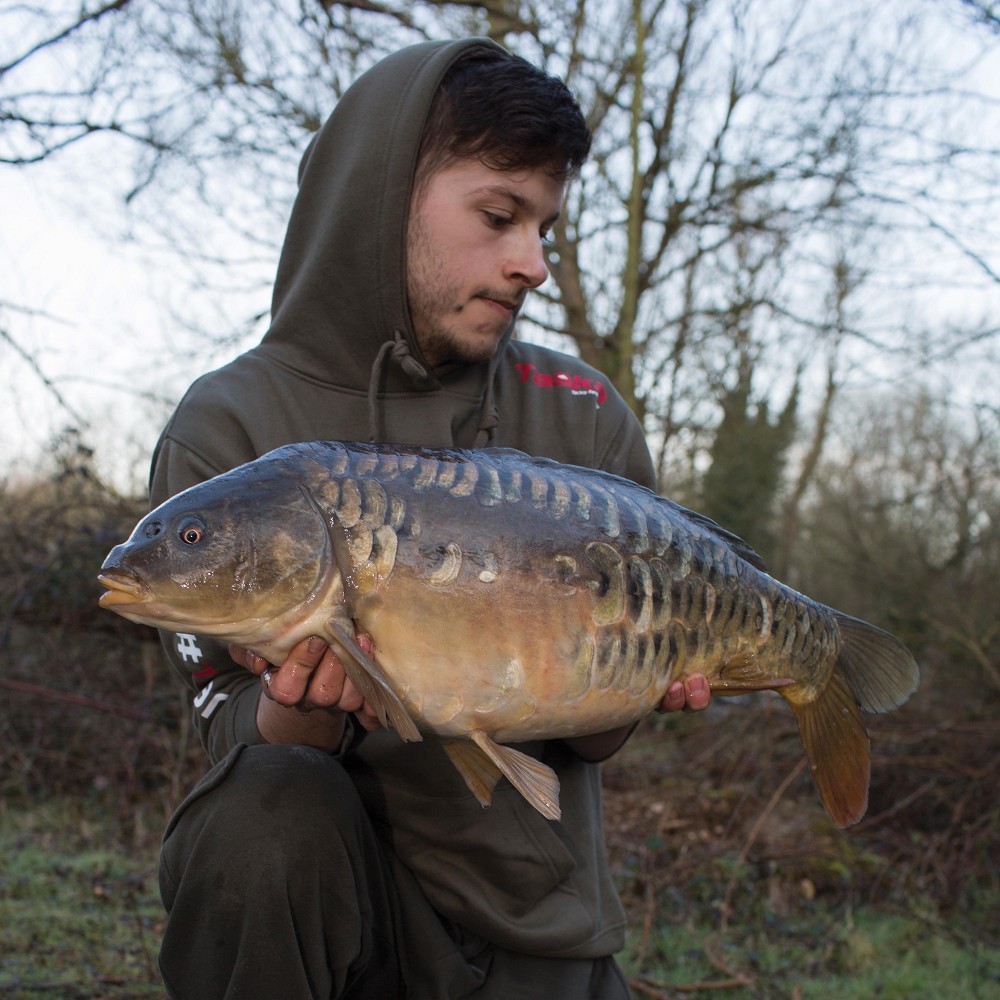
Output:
[178, 517, 207, 546]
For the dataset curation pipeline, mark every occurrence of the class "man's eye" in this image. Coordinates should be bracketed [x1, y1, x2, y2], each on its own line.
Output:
[484, 212, 510, 228]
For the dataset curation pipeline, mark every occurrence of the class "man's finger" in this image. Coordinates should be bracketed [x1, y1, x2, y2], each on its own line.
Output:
[261, 636, 331, 705]
[229, 644, 269, 674]
[684, 674, 710, 711]
[656, 673, 711, 713]
[288, 635, 329, 669]
[659, 680, 687, 713]
[265, 660, 314, 706]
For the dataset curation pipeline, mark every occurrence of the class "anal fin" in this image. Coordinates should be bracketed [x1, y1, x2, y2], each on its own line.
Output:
[468, 731, 561, 821]
[709, 653, 796, 694]
[443, 740, 503, 808]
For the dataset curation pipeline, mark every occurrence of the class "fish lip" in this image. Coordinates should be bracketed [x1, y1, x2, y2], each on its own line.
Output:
[97, 570, 148, 607]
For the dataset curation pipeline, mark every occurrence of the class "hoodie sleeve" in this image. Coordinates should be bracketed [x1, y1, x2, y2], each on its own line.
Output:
[149, 435, 268, 763]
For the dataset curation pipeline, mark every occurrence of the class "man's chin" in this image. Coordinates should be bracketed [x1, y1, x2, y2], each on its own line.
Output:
[422, 326, 509, 367]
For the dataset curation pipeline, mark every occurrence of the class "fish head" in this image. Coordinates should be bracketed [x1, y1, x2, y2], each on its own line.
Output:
[98, 465, 337, 652]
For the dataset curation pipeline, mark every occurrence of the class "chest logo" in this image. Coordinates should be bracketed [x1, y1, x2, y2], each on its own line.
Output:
[514, 362, 607, 407]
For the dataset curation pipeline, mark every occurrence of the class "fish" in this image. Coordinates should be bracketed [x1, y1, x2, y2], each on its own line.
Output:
[98, 440, 919, 826]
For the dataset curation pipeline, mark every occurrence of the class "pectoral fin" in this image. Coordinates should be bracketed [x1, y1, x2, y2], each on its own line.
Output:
[326, 617, 421, 742]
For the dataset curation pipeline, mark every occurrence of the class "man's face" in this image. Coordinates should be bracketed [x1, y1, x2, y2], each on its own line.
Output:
[406, 158, 566, 369]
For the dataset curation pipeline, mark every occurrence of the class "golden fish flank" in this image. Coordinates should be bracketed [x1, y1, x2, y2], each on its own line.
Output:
[98, 440, 919, 828]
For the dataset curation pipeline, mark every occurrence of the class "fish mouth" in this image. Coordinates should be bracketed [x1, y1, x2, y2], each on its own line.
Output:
[97, 570, 148, 607]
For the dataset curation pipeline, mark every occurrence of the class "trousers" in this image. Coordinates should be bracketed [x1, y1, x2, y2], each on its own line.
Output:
[157, 743, 631, 1000]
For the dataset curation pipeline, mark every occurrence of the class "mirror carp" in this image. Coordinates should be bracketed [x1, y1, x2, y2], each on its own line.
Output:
[99, 440, 919, 826]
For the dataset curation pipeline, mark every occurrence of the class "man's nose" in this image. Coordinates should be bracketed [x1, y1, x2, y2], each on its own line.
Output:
[505, 232, 550, 288]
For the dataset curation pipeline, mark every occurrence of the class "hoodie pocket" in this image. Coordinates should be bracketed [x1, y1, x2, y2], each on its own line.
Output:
[384, 779, 577, 921]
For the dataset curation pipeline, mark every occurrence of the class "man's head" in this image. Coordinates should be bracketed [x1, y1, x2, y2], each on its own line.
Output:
[407, 51, 591, 369]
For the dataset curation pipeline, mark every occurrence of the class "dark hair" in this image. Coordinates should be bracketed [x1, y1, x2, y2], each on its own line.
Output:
[415, 50, 591, 189]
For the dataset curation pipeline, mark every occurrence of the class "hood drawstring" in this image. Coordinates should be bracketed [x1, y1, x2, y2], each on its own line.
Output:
[367, 330, 432, 442]
[368, 329, 504, 447]
[474, 375, 500, 447]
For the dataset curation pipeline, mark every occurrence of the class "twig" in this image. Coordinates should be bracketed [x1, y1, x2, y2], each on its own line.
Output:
[0, 677, 149, 720]
[631, 973, 754, 996]
[854, 779, 937, 831]
[634, 878, 657, 971]
[0, 325, 88, 426]
[630, 975, 676, 998]
[701, 932, 756, 989]
[0, 0, 135, 76]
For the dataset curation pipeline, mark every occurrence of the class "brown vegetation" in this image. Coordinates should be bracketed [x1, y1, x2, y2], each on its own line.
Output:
[604, 681, 1000, 991]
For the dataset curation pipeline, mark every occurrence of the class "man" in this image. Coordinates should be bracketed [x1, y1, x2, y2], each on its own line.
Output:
[150, 37, 710, 999]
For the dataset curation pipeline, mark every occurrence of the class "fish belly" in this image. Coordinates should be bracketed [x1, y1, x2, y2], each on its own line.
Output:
[354, 563, 667, 743]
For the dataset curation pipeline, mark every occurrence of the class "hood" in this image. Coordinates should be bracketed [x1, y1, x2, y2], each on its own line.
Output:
[256, 37, 512, 441]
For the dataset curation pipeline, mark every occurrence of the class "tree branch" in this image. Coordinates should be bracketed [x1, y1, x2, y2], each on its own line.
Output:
[0, 0, 135, 77]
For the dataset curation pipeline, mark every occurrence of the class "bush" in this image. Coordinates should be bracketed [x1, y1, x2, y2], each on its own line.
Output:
[0, 433, 201, 813]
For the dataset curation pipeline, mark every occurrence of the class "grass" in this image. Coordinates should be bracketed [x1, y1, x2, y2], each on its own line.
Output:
[620, 900, 1000, 999]
[605, 704, 1000, 1000]
[5, 796, 998, 1000]
[2, 691, 998, 1000]
[0, 799, 165, 1000]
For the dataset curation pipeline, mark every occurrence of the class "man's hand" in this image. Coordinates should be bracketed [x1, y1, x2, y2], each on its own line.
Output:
[229, 635, 384, 749]
[657, 673, 711, 714]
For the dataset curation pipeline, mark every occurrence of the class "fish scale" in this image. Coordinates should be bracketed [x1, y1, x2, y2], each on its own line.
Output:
[98, 439, 919, 827]
[330, 441, 881, 749]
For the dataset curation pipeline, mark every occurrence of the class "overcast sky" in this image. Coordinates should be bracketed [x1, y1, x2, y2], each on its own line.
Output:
[2, 146, 265, 491]
[3, 1, 999, 494]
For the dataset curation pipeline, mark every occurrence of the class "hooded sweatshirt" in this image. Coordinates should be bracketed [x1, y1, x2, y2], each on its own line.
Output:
[150, 37, 656, 965]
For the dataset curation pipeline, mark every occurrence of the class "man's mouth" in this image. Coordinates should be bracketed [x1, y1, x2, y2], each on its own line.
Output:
[479, 294, 522, 317]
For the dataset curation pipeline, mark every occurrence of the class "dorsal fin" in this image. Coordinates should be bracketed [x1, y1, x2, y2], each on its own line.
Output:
[476, 448, 769, 572]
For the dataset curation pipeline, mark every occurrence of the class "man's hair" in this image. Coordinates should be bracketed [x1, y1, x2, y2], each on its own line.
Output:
[415, 50, 591, 190]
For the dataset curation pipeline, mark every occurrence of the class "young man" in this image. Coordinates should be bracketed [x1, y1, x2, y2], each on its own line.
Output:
[150, 38, 709, 999]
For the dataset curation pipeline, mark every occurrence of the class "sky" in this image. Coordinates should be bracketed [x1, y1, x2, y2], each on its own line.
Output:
[4, 171, 149, 488]
[1, 153, 261, 492]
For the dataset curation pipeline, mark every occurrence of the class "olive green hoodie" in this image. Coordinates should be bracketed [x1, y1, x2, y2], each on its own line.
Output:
[150, 37, 655, 969]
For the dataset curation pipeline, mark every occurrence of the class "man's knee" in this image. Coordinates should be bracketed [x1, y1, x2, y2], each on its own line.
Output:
[157, 743, 402, 999]
[160, 743, 366, 905]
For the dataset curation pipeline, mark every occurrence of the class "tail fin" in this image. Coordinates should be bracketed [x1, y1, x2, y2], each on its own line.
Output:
[789, 614, 919, 827]
[833, 612, 920, 713]
[790, 672, 870, 827]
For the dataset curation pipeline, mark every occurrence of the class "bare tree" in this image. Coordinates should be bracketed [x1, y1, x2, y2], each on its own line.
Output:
[2, 0, 998, 511]
[796, 390, 1000, 688]
[0, 2, 161, 165]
